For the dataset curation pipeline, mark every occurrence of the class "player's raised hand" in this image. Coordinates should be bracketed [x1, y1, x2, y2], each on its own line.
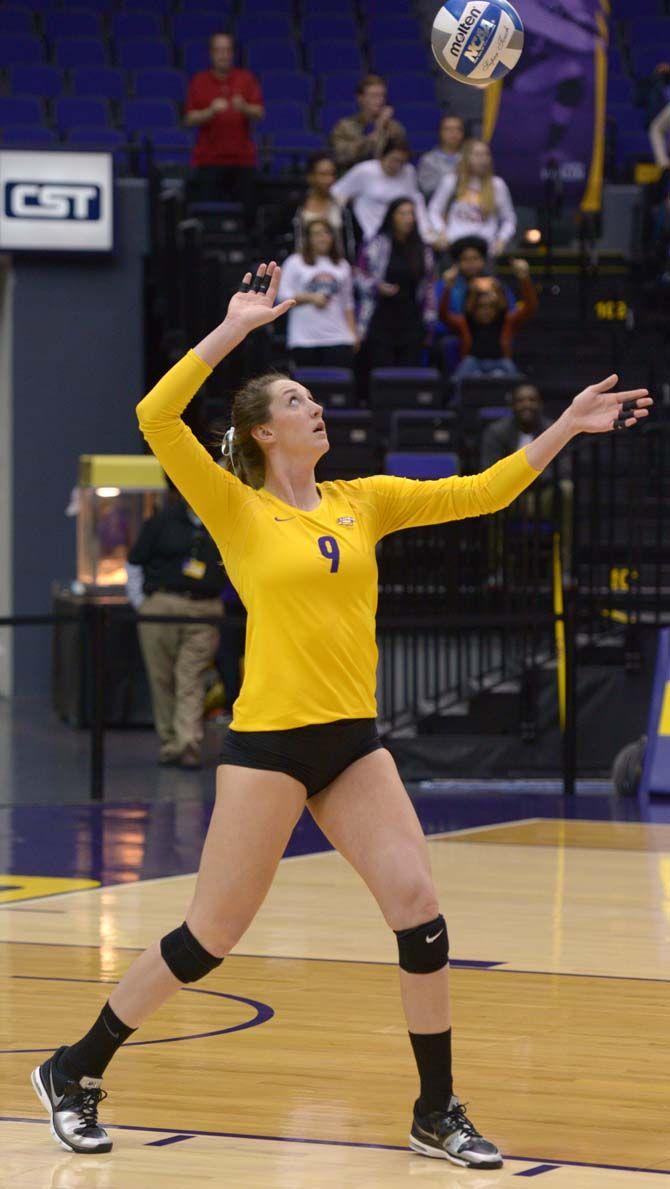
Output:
[226, 261, 295, 331]
[568, 374, 653, 435]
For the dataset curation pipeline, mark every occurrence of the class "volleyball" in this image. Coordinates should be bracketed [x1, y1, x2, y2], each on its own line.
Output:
[431, 0, 525, 89]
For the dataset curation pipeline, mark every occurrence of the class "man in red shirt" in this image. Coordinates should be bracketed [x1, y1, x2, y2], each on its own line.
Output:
[184, 32, 264, 213]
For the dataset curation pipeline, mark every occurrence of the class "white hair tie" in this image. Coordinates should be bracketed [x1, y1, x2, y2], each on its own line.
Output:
[221, 426, 239, 475]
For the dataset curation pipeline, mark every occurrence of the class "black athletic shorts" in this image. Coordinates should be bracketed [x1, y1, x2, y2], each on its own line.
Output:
[220, 717, 383, 797]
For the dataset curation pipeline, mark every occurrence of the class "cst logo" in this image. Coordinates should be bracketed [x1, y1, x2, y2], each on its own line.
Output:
[4, 181, 101, 221]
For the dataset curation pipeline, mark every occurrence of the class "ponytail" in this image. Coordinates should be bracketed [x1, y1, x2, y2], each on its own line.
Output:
[219, 371, 290, 489]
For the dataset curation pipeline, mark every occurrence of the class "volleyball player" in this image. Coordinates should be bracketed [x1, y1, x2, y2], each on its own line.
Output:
[31, 263, 651, 1167]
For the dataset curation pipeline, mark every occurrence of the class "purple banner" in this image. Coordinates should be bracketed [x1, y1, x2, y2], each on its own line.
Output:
[484, 0, 609, 209]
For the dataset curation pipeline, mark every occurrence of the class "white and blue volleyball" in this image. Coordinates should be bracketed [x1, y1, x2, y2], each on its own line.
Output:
[431, 0, 524, 89]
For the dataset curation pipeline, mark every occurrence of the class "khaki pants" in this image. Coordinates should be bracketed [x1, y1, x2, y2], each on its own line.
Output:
[138, 591, 222, 756]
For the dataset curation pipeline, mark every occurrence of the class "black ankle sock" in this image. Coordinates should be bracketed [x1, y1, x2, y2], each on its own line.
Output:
[56, 1001, 136, 1084]
[409, 1027, 453, 1115]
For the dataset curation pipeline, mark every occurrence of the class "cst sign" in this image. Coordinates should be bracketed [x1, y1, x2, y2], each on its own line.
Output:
[0, 151, 113, 251]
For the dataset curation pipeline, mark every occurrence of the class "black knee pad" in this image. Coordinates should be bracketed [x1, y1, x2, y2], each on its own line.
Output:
[160, 921, 224, 984]
[395, 914, 449, 974]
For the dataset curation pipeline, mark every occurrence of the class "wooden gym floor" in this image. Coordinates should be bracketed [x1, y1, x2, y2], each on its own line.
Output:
[2, 814, 670, 1186]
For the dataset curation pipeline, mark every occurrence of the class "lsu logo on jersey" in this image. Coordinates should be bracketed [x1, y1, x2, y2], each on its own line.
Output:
[337, 516, 355, 527]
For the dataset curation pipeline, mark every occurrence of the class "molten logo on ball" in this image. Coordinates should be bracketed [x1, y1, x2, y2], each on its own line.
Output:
[432, 0, 524, 89]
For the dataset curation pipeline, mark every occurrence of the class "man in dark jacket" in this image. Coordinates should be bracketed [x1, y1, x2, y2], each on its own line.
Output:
[128, 491, 224, 769]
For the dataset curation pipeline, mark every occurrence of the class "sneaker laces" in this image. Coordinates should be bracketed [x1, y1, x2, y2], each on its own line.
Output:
[440, 1100, 481, 1142]
[72, 1086, 108, 1132]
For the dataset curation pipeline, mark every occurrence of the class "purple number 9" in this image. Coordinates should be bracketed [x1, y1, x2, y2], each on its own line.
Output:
[318, 535, 340, 573]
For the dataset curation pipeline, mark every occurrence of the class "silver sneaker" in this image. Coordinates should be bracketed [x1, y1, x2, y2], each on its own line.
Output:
[31, 1047, 112, 1154]
[409, 1095, 502, 1168]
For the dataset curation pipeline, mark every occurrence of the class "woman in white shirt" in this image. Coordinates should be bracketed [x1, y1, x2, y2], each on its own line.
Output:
[331, 137, 433, 244]
[428, 139, 516, 258]
[277, 220, 357, 369]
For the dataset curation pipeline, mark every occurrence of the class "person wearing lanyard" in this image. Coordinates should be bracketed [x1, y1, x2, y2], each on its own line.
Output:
[128, 486, 224, 769]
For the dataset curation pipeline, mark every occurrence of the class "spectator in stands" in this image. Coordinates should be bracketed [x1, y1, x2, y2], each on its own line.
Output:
[331, 137, 433, 244]
[480, 383, 554, 469]
[441, 258, 537, 380]
[437, 234, 514, 315]
[277, 219, 357, 368]
[184, 32, 264, 212]
[357, 197, 436, 368]
[428, 139, 516, 258]
[128, 486, 224, 770]
[330, 73, 406, 171]
[293, 153, 356, 261]
[417, 114, 466, 200]
[641, 62, 670, 168]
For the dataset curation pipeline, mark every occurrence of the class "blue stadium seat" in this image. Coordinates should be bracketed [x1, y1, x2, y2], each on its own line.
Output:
[302, 15, 358, 44]
[271, 131, 326, 171]
[44, 10, 102, 40]
[0, 96, 44, 126]
[47, 0, 109, 10]
[291, 368, 355, 408]
[116, 38, 172, 69]
[3, 35, 46, 65]
[0, 7, 33, 35]
[372, 41, 431, 75]
[321, 100, 355, 133]
[66, 126, 125, 150]
[180, 41, 211, 76]
[172, 10, 233, 43]
[391, 71, 437, 106]
[367, 13, 423, 41]
[246, 40, 301, 74]
[306, 40, 363, 72]
[147, 127, 194, 163]
[123, 97, 178, 135]
[384, 451, 458, 479]
[2, 126, 58, 147]
[261, 100, 311, 135]
[10, 64, 63, 99]
[305, 0, 356, 11]
[402, 102, 438, 137]
[237, 14, 294, 43]
[112, 11, 163, 40]
[71, 66, 127, 101]
[617, 127, 653, 160]
[261, 70, 313, 106]
[55, 38, 108, 68]
[320, 70, 361, 106]
[134, 68, 187, 103]
[55, 97, 110, 133]
[123, 0, 172, 10]
[408, 127, 436, 153]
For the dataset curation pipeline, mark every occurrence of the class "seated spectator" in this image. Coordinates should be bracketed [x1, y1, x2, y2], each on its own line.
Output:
[636, 61, 670, 167]
[441, 258, 537, 381]
[438, 235, 515, 315]
[278, 219, 357, 368]
[128, 486, 224, 769]
[428, 139, 516, 258]
[357, 197, 436, 368]
[293, 153, 356, 261]
[417, 114, 465, 200]
[184, 32, 264, 213]
[332, 137, 432, 244]
[330, 73, 406, 171]
[481, 383, 555, 469]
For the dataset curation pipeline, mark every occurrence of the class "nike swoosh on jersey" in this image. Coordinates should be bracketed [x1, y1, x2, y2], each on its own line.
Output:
[426, 929, 444, 944]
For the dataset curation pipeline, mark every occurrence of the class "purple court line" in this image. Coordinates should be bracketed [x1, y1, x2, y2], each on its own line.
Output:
[2, 975, 273, 1054]
[515, 1167, 559, 1178]
[146, 1134, 195, 1147]
[1, 1115, 669, 1177]
[3, 938, 670, 983]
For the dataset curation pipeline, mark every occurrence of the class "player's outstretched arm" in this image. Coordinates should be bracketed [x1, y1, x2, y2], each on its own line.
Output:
[525, 375, 652, 473]
[194, 261, 295, 369]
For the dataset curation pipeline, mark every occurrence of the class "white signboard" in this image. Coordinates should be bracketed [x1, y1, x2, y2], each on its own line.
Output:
[0, 150, 113, 252]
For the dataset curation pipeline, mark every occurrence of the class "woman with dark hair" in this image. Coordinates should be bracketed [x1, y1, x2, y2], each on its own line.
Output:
[31, 263, 651, 1172]
[441, 259, 538, 381]
[278, 219, 357, 368]
[357, 197, 436, 368]
[331, 137, 433, 244]
[292, 153, 356, 260]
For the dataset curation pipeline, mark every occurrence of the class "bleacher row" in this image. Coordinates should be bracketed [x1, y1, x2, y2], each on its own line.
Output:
[0, 1, 442, 168]
[607, 2, 670, 170]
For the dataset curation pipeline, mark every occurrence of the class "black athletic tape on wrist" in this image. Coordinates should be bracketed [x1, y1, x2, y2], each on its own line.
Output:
[160, 921, 223, 983]
[238, 280, 251, 293]
[395, 914, 449, 974]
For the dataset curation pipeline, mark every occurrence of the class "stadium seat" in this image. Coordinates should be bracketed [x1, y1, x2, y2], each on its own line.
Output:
[10, 64, 63, 99]
[270, 130, 325, 164]
[246, 40, 302, 75]
[116, 39, 172, 70]
[389, 410, 458, 451]
[66, 126, 126, 151]
[320, 70, 361, 106]
[134, 68, 187, 104]
[290, 368, 356, 409]
[402, 102, 438, 138]
[123, 0, 172, 10]
[44, 10, 102, 40]
[306, 40, 363, 72]
[55, 97, 110, 134]
[237, 14, 294, 43]
[146, 127, 194, 164]
[370, 368, 443, 431]
[71, 66, 127, 101]
[55, 38, 108, 69]
[3, 35, 46, 66]
[384, 451, 459, 479]
[391, 71, 438, 107]
[617, 127, 654, 160]
[261, 71, 313, 107]
[112, 12, 163, 40]
[0, 96, 44, 127]
[372, 40, 431, 74]
[172, 10, 233, 44]
[123, 97, 178, 136]
[316, 410, 377, 479]
[302, 15, 359, 45]
[2, 126, 57, 147]
[321, 100, 356, 132]
[261, 101, 311, 135]
[181, 41, 211, 76]
[0, 7, 33, 35]
[367, 14, 423, 42]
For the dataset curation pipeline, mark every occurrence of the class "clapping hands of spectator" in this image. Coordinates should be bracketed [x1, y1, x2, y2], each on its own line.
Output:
[375, 105, 394, 131]
[210, 97, 228, 114]
[442, 265, 459, 287]
[231, 94, 248, 113]
[378, 281, 400, 297]
[510, 257, 531, 279]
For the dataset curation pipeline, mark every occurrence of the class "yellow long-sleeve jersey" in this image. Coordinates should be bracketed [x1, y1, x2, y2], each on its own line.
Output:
[136, 351, 540, 731]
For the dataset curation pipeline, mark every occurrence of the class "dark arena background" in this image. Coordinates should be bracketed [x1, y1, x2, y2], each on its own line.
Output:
[1, 1, 670, 1185]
